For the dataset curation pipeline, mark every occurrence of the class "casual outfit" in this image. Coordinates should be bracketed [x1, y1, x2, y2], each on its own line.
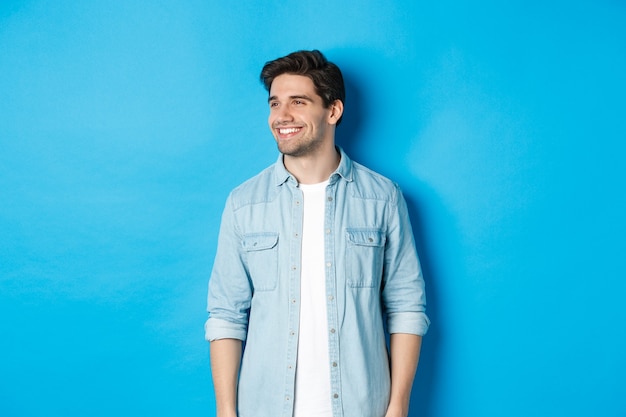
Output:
[205, 147, 429, 417]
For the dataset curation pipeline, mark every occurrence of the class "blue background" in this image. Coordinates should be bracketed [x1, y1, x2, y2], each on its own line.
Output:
[1, 1, 625, 416]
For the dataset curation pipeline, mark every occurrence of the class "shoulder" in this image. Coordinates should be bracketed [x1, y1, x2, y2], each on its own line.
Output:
[227, 164, 279, 210]
[349, 161, 400, 204]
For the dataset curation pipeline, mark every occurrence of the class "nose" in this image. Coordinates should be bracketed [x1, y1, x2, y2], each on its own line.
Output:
[273, 104, 293, 124]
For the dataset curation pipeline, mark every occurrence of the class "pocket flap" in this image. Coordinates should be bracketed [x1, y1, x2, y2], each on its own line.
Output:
[346, 228, 385, 247]
[242, 233, 279, 251]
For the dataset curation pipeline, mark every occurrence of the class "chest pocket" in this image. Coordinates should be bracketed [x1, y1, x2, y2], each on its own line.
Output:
[242, 232, 279, 291]
[345, 228, 385, 288]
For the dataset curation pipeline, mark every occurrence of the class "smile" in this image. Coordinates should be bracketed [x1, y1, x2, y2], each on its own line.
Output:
[278, 127, 301, 135]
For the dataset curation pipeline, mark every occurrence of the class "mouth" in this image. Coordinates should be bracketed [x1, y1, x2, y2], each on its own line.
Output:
[276, 126, 303, 139]
[279, 127, 300, 134]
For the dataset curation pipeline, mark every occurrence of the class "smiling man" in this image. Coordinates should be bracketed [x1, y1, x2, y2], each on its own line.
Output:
[205, 50, 429, 417]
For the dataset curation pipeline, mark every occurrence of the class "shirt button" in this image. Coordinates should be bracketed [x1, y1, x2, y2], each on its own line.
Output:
[328, 295, 334, 301]
[325, 228, 331, 234]
[333, 393, 339, 399]
[332, 362, 337, 367]
[292, 299, 297, 304]
[286, 396, 291, 401]
[326, 262, 331, 267]
[330, 328, 336, 334]
[291, 265, 297, 271]
[290, 331, 295, 336]
[327, 196, 333, 202]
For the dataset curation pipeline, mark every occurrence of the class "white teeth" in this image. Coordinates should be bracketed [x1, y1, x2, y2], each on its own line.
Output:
[279, 128, 300, 134]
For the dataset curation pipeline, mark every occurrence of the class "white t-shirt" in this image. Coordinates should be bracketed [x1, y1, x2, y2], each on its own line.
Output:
[293, 180, 332, 417]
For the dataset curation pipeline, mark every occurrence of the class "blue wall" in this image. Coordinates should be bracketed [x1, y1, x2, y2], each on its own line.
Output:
[1, 1, 624, 416]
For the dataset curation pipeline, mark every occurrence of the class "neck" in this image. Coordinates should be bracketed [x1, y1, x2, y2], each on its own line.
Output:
[284, 142, 340, 184]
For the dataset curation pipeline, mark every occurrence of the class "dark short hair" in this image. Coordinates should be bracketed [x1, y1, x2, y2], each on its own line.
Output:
[260, 50, 345, 125]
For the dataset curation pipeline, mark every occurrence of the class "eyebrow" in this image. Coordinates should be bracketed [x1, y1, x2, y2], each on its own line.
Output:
[268, 94, 314, 103]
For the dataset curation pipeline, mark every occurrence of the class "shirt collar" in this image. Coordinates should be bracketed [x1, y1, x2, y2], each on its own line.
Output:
[273, 146, 354, 187]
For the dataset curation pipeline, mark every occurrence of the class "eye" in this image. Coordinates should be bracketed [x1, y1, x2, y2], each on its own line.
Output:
[269, 101, 279, 108]
[293, 100, 304, 105]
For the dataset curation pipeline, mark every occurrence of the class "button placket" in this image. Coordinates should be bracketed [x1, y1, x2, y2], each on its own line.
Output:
[284, 187, 304, 411]
[324, 183, 343, 413]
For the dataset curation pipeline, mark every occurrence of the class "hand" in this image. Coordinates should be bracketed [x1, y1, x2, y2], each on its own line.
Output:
[384, 404, 408, 417]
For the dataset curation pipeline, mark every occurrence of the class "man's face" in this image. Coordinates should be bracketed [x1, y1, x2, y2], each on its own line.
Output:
[268, 74, 336, 157]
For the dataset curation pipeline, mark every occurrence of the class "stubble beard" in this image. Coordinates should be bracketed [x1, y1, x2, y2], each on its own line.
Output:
[276, 132, 325, 158]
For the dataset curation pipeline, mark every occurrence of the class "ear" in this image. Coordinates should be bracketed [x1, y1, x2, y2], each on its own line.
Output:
[327, 100, 344, 125]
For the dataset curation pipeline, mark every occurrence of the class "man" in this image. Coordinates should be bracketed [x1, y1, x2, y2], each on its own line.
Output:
[205, 50, 429, 417]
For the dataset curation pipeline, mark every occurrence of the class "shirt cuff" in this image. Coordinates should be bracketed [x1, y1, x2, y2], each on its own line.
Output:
[205, 317, 248, 342]
[387, 311, 430, 336]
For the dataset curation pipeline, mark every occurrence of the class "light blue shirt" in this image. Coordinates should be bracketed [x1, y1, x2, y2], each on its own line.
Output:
[205, 147, 429, 417]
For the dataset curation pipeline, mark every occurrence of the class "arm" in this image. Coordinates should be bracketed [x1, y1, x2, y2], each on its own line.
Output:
[385, 333, 422, 417]
[206, 195, 250, 417]
[382, 186, 427, 417]
[210, 338, 242, 417]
